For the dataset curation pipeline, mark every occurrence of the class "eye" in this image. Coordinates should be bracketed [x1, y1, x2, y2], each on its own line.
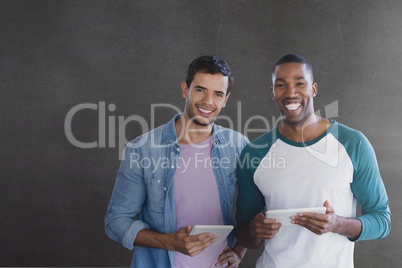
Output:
[195, 88, 204, 93]
[275, 83, 285, 88]
[296, 82, 305, 87]
[215, 92, 224, 98]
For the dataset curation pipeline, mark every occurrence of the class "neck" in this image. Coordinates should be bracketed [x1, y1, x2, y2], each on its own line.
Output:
[175, 114, 213, 145]
[278, 115, 330, 143]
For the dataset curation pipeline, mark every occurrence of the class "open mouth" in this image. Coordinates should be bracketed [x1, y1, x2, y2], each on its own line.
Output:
[197, 107, 213, 115]
[284, 102, 301, 111]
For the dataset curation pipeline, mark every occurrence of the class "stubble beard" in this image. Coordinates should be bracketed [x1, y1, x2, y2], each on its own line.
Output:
[186, 105, 214, 127]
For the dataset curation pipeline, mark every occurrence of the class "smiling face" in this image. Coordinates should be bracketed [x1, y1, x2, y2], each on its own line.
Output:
[182, 72, 230, 127]
[272, 62, 317, 126]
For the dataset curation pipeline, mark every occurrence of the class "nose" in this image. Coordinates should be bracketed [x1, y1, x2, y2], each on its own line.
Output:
[284, 84, 298, 97]
[203, 92, 214, 105]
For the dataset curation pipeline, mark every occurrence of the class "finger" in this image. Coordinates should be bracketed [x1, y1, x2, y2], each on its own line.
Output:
[298, 212, 326, 220]
[188, 231, 217, 242]
[323, 200, 336, 214]
[183, 233, 217, 256]
[215, 245, 230, 264]
[199, 232, 218, 243]
[250, 215, 282, 239]
[254, 226, 281, 239]
[215, 253, 233, 267]
[187, 246, 205, 257]
[187, 242, 212, 256]
[292, 216, 326, 234]
[219, 245, 230, 255]
[304, 221, 326, 235]
[215, 255, 231, 266]
[261, 220, 282, 231]
[254, 215, 281, 228]
[258, 212, 280, 225]
[292, 214, 325, 225]
[263, 218, 280, 225]
[177, 225, 192, 235]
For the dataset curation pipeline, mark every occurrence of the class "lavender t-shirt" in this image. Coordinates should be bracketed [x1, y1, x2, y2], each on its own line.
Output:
[173, 137, 227, 268]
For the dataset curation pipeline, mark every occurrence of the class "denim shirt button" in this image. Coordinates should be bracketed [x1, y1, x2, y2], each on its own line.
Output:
[157, 179, 161, 183]
[171, 164, 174, 169]
[176, 147, 180, 152]
[164, 187, 167, 191]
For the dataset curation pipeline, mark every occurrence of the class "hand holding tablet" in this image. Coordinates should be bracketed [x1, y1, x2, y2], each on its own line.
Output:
[190, 225, 234, 245]
[266, 207, 326, 225]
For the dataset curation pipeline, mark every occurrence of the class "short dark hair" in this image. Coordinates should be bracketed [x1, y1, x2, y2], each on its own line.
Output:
[186, 55, 234, 93]
[272, 54, 314, 82]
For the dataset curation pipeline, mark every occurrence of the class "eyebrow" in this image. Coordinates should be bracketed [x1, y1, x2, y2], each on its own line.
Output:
[275, 76, 306, 82]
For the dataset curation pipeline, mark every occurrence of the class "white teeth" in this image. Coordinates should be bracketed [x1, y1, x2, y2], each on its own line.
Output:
[199, 107, 212, 114]
[285, 103, 301, 111]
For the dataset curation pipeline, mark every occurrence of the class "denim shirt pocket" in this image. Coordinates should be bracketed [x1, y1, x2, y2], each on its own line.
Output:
[145, 177, 166, 213]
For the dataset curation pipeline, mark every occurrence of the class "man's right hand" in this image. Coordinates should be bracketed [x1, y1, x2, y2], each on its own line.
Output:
[250, 213, 282, 240]
[236, 213, 282, 249]
[168, 225, 217, 256]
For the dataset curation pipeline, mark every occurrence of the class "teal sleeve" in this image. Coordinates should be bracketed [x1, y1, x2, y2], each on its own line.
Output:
[348, 132, 391, 241]
[235, 147, 266, 224]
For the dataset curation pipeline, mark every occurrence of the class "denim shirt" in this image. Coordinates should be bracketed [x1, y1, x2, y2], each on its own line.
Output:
[105, 114, 249, 268]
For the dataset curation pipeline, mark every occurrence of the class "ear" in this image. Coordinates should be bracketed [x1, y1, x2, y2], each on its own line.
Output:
[312, 83, 318, 97]
[222, 92, 231, 108]
[181, 81, 188, 99]
[271, 86, 275, 100]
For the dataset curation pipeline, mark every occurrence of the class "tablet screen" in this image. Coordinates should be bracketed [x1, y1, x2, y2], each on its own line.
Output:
[266, 207, 326, 225]
[190, 225, 234, 245]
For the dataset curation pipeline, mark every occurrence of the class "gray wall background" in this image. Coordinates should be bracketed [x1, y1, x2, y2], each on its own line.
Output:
[1, 0, 401, 267]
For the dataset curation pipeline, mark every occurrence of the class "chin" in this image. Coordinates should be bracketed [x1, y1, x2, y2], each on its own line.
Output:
[193, 118, 214, 126]
[283, 117, 303, 125]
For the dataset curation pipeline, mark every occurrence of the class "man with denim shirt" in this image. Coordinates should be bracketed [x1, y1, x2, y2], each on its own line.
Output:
[105, 55, 248, 267]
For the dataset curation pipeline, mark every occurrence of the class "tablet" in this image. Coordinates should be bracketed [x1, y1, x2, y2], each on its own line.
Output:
[265, 207, 326, 225]
[190, 225, 234, 245]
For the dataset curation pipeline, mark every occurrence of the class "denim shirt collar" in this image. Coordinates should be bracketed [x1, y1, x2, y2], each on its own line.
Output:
[161, 113, 228, 146]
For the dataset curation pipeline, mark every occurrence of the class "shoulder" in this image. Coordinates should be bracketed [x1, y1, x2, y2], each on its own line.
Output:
[330, 121, 377, 167]
[242, 128, 278, 160]
[127, 114, 180, 148]
[242, 128, 278, 153]
[126, 122, 167, 149]
[330, 121, 370, 147]
[213, 124, 249, 146]
[214, 124, 247, 138]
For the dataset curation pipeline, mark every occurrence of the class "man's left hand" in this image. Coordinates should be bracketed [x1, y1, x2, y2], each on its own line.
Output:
[215, 245, 241, 268]
[291, 200, 338, 235]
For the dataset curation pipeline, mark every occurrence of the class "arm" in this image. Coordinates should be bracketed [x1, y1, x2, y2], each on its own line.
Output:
[292, 132, 391, 240]
[104, 144, 149, 250]
[291, 200, 362, 240]
[235, 147, 280, 248]
[350, 133, 391, 241]
[330, 213, 362, 240]
[105, 144, 217, 254]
